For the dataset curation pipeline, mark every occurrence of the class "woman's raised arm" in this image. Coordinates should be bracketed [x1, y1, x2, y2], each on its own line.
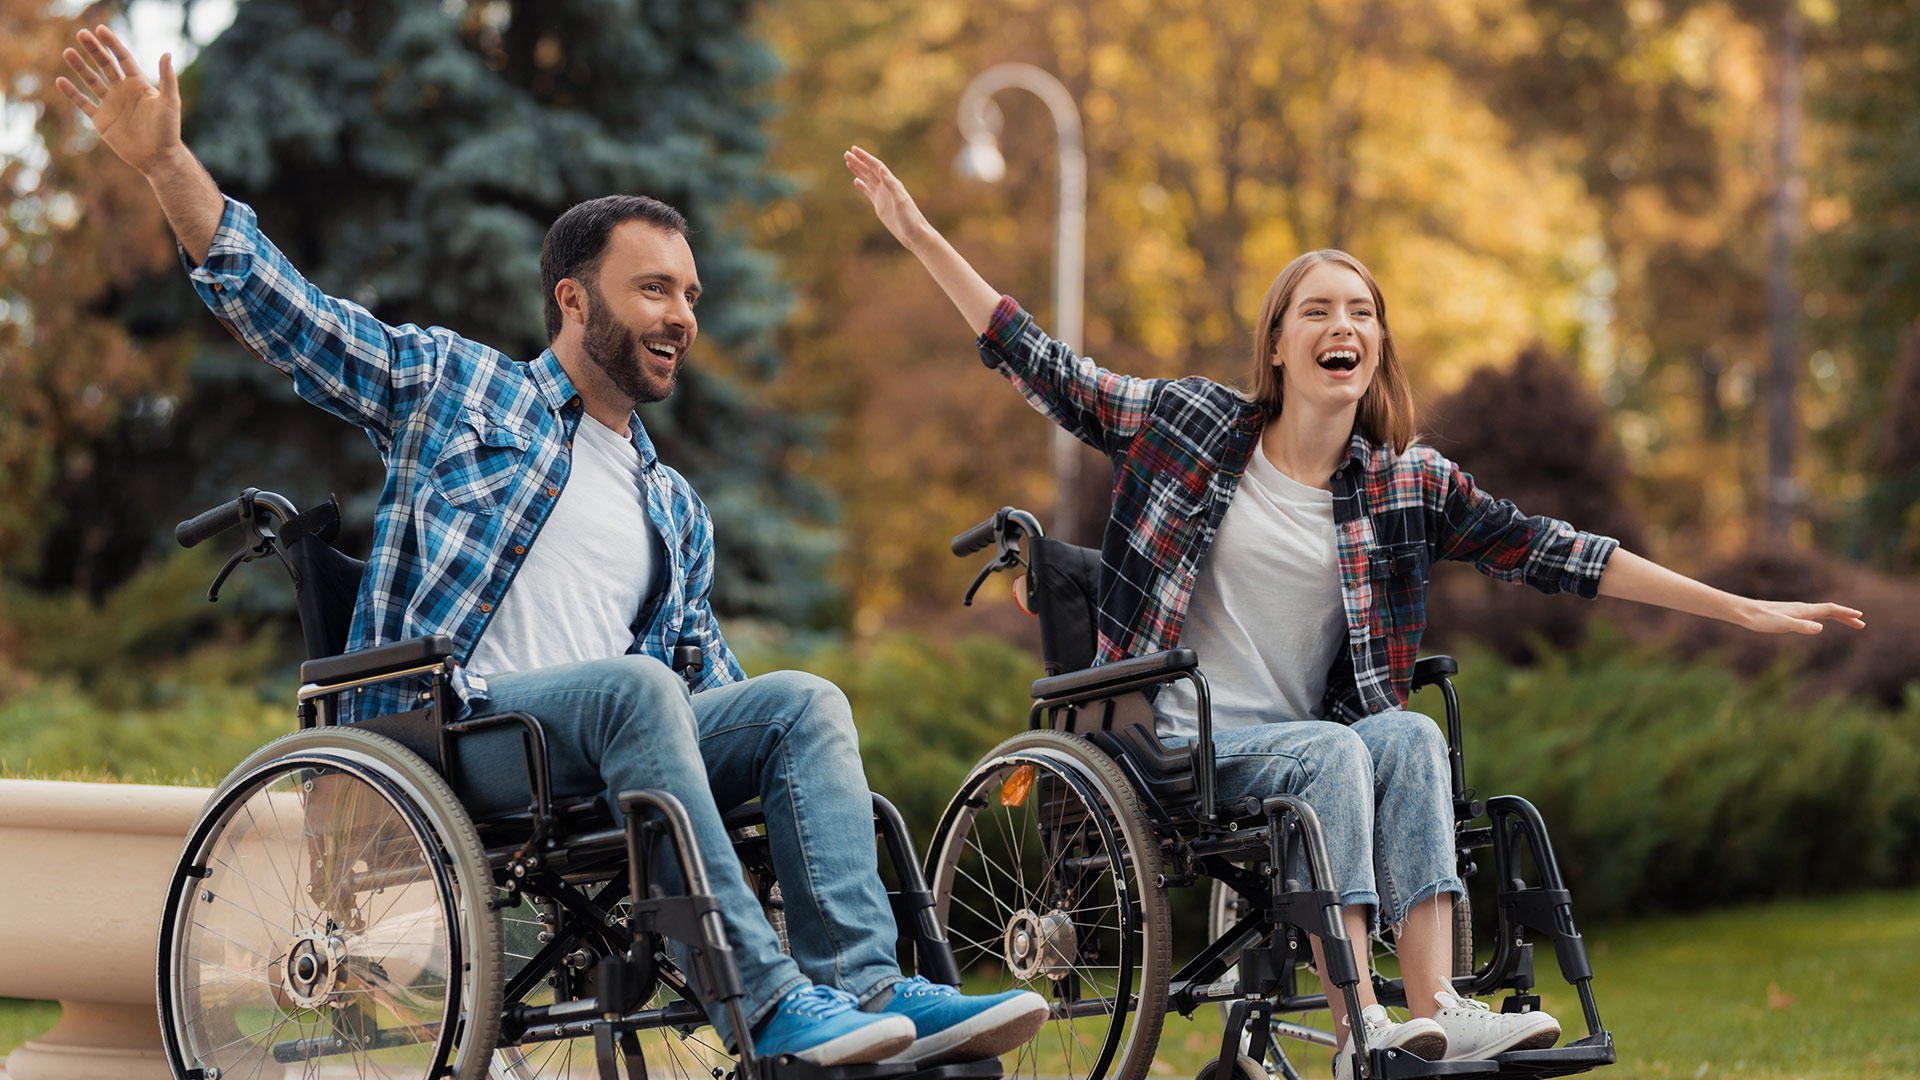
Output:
[845, 145, 1000, 335]
[1597, 548, 1866, 634]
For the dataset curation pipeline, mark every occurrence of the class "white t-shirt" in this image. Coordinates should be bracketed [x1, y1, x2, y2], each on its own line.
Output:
[466, 414, 661, 678]
[1153, 432, 1348, 740]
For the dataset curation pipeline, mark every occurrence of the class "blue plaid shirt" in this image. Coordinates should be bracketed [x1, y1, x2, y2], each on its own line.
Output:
[184, 197, 745, 721]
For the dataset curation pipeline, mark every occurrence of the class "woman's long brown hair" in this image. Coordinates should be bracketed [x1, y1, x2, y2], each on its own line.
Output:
[1247, 249, 1416, 455]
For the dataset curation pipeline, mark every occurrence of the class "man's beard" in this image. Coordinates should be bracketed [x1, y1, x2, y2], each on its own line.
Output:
[582, 298, 684, 405]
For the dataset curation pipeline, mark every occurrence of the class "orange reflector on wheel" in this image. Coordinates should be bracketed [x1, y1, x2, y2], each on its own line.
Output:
[1000, 763, 1036, 807]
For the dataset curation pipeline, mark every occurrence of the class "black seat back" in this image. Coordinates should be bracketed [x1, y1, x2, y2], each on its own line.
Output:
[1026, 537, 1201, 818]
[1028, 537, 1101, 676]
[278, 496, 367, 661]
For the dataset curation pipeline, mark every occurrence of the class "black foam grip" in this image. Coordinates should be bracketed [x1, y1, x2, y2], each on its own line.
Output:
[175, 498, 247, 548]
[951, 518, 997, 557]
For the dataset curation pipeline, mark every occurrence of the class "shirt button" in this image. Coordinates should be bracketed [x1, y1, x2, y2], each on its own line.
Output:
[569, 396, 580, 407]
[211, 283, 224, 292]
[514, 544, 525, 554]
[547, 485, 559, 496]
[481, 602, 492, 613]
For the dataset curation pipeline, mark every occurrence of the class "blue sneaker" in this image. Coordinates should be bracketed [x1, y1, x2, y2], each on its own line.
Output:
[752, 985, 916, 1065]
[873, 976, 1050, 1064]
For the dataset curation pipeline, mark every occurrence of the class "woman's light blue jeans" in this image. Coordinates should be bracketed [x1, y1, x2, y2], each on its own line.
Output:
[1204, 710, 1463, 930]
[445, 656, 902, 1043]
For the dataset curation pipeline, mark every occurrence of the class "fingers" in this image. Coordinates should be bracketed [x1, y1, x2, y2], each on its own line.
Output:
[54, 76, 97, 116]
[159, 52, 178, 101]
[1819, 603, 1866, 629]
[97, 25, 145, 82]
[63, 46, 110, 98]
[78, 27, 125, 84]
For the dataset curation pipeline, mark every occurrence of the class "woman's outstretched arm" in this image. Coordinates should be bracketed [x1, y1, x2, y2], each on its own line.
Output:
[845, 145, 999, 334]
[1597, 549, 1866, 634]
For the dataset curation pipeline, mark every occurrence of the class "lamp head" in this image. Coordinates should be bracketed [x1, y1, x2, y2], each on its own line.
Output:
[954, 133, 1007, 184]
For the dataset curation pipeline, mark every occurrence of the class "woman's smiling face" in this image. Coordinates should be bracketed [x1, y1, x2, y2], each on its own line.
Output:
[1272, 261, 1382, 413]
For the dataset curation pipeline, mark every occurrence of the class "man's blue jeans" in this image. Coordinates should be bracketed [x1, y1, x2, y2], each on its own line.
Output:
[445, 656, 903, 1043]
[1201, 710, 1463, 930]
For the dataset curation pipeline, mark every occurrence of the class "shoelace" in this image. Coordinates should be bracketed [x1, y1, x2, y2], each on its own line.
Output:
[781, 985, 856, 1020]
[1437, 991, 1493, 1016]
[894, 976, 957, 999]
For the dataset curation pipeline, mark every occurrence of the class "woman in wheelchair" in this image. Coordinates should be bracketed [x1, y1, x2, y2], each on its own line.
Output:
[846, 145, 1862, 1079]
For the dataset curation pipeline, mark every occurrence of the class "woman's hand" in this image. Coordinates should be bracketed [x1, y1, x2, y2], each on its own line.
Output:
[57, 25, 182, 178]
[845, 145, 933, 250]
[1739, 599, 1866, 635]
[842, 144, 1000, 333]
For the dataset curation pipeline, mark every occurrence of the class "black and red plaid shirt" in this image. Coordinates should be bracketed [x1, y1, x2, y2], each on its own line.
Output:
[979, 297, 1619, 721]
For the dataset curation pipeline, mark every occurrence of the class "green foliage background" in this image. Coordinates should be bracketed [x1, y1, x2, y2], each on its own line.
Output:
[7, 593, 1916, 925]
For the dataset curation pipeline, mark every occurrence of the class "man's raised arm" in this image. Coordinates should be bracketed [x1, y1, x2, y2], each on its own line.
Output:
[57, 24, 221, 263]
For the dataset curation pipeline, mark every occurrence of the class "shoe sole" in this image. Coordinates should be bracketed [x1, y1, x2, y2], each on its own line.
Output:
[1445, 1017, 1561, 1060]
[882, 994, 1051, 1066]
[790, 1017, 918, 1066]
[1387, 1028, 1448, 1061]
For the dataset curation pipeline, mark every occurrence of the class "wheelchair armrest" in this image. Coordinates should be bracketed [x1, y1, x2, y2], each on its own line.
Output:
[1031, 648, 1199, 701]
[1410, 654, 1459, 692]
[300, 634, 454, 688]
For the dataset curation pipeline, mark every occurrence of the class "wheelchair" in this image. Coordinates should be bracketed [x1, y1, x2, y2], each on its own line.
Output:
[152, 489, 1001, 1080]
[927, 507, 1618, 1080]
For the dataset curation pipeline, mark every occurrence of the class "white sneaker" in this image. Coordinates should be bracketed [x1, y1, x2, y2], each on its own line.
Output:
[1433, 990, 1561, 1059]
[1333, 1004, 1447, 1080]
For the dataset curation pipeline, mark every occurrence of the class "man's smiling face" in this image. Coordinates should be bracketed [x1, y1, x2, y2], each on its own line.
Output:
[1272, 260, 1382, 413]
[579, 220, 701, 405]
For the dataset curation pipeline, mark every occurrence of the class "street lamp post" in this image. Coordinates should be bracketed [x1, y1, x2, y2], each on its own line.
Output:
[955, 64, 1087, 540]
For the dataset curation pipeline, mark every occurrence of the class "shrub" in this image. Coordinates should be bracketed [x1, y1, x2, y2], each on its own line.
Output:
[1446, 625, 1920, 922]
[1424, 347, 1646, 662]
[744, 633, 1038, 854]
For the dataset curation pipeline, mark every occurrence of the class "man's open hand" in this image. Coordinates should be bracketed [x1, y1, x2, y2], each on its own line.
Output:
[57, 24, 181, 177]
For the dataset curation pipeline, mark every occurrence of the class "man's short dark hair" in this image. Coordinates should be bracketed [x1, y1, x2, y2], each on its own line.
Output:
[541, 195, 690, 340]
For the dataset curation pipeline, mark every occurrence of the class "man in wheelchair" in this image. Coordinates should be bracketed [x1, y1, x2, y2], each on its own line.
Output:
[58, 25, 1046, 1077]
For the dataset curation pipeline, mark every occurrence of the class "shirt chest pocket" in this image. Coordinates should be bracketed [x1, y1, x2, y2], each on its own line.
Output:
[1366, 540, 1431, 635]
[1134, 479, 1211, 575]
[427, 409, 534, 514]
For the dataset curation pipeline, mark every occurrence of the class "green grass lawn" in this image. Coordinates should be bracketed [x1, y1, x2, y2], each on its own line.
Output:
[1142, 888, 1920, 1080]
[4, 889, 1915, 1077]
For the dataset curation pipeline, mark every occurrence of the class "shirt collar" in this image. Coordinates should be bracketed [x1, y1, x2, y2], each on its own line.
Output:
[529, 348, 580, 412]
[1337, 426, 1375, 475]
[530, 348, 658, 467]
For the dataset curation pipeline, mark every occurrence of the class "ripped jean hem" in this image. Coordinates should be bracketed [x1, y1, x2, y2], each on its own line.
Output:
[1384, 876, 1465, 935]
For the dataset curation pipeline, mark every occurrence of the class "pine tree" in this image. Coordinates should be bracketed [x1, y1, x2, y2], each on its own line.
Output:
[39, 0, 837, 627]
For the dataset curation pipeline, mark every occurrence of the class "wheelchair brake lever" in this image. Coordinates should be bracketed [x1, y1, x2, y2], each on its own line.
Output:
[207, 545, 248, 603]
[961, 553, 1018, 607]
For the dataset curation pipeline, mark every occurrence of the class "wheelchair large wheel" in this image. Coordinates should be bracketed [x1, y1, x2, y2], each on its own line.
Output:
[158, 727, 503, 1080]
[927, 729, 1171, 1080]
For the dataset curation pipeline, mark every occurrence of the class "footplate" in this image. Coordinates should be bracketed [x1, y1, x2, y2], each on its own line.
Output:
[756, 1056, 1004, 1080]
[1493, 1032, 1616, 1078]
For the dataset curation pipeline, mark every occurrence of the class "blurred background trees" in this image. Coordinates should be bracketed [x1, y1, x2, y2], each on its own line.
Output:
[4, 0, 835, 629]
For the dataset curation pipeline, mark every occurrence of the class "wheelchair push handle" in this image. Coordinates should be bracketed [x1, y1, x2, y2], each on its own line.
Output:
[951, 516, 1001, 557]
[176, 490, 256, 548]
[951, 506, 1045, 606]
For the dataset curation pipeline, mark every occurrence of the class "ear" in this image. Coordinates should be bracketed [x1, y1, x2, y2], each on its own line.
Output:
[555, 278, 592, 329]
[1269, 332, 1284, 368]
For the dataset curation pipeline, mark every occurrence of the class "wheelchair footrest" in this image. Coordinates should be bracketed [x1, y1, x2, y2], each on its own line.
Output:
[757, 1057, 1002, 1080]
[1490, 1032, 1616, 1078]
[1366, 1049, 1498, 1078]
